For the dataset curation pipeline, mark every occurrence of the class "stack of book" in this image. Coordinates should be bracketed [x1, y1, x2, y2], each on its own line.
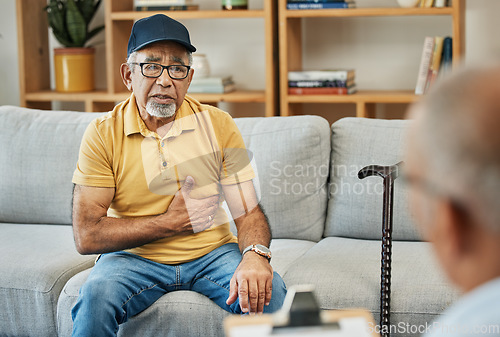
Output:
[288, 70, 357, 95]
[287, 0, 356, 10]
[415, 36, 452, 95]
[134, 0, 199, 11]
[188, 75, 236, 94]
[418, 0, 449, 7]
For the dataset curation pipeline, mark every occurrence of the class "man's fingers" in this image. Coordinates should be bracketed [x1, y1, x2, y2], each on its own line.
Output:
[265, 278, 273, 306]
[257, 279, 267, 313]
[247, 279, 259, 314]
[181, 176, 195, 194]
[238, 279, 249, 313]
[226, 276, 238, 306]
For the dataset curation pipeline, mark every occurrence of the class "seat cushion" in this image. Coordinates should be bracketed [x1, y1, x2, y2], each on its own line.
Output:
[326, 117, 420, 241]
[0, 224, 96, 337]
[235, 116, 331, 242]
[57, 268, 231, 337]
[57, 239, 314, 336]
[283, 237, 460, 337]
[0, 106, 105, 224]
[269, 239, 316, 277]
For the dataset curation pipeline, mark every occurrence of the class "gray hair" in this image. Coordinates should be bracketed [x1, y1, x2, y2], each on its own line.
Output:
[414, 64, 500, 232]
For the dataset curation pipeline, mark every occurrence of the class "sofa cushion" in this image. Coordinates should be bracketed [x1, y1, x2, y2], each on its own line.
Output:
[0, 223, 96, 337]
[56, 238, 313, 336]
[325, 117, 420, 241]
[57, 268, 232, 337]
[269, 239, 316, 277]
[0, 106, 105, 225]
[235, 116, 331, 242]
[283, 237, 460, 337]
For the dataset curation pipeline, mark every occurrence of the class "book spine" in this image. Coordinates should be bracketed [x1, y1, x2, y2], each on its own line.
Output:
[427, 36, 445, 90]
[423, 0, 434, 7]
[135, 5, 199, 11]
[439, 37, 453, 76]
[288, 80, 351, 88]
[434, 0, 447, 7]
[288, 87, 356, 95]
[288, 71, 354, 81]
[287, 3, 354, 9]
[415, 36, 435, 95]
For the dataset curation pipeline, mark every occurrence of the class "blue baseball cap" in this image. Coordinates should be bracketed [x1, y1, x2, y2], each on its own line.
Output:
[127, 14, 196, 58]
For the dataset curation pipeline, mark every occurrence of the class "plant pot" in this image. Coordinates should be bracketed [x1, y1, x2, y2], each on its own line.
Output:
[54, 47, 95, 92]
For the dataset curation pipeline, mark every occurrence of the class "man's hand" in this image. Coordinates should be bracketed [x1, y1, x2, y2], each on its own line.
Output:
[165, 176, 220, 234]
[226, 252, 273, 314]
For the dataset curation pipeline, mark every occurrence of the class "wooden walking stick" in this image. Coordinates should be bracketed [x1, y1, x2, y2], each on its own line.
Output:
[358, 161, 403, 337]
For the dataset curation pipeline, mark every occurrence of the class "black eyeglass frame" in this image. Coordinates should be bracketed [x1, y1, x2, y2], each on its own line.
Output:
[129, 62, 191, 80]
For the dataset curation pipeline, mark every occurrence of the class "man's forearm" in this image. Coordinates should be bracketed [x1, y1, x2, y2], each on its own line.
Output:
[72, 178, 219, 255]
[73, 212, 176, 255]
[234, 204, 271, 251]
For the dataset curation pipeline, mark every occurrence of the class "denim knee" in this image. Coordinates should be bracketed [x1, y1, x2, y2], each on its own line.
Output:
[264, 272, 287, 313]
[73, 275, 125, 319]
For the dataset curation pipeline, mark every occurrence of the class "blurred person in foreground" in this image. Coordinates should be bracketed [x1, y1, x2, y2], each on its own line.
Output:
[405, 64, 500, 336]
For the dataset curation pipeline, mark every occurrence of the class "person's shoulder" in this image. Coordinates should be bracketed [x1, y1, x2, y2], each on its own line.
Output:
[91, 100, 128, 133]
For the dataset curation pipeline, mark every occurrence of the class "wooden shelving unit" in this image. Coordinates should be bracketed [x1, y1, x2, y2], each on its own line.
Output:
[278, 0, 466, 118]
[16, 0, 278, 116]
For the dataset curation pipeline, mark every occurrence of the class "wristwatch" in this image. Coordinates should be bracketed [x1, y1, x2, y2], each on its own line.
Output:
[242, 244, 272, 262]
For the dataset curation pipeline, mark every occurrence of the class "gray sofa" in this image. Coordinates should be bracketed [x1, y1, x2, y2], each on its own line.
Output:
[0, 105, 459, 337]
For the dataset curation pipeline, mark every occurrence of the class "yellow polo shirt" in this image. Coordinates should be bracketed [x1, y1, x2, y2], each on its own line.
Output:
[72, 94, 254, 264]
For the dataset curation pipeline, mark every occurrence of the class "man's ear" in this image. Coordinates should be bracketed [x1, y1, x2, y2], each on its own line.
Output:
[120, 63, 133, 91]
[440, 199, 473, 262]
[187, 68, 194, 87]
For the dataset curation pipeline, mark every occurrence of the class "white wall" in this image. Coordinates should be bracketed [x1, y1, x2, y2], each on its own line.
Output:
[2, 0, 500, 115]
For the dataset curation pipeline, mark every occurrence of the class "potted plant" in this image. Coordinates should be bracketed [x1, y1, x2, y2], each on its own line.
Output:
[45, 0, 104, 92]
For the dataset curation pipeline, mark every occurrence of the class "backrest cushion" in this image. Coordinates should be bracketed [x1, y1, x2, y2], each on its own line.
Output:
[325, 117, 420, 241]
[0, 106, 105, 225]
[235, 116, 330, 242]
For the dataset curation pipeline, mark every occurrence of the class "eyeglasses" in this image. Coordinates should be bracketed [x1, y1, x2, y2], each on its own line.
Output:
[130, 62, 191, 80]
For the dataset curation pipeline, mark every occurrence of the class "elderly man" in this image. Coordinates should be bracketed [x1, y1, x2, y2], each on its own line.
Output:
[70, 14, 286, 336]
[406, 65, 500, 336]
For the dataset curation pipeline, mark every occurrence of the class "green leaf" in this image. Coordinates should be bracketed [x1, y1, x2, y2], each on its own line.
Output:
[65, 0, 87, 47]
[87, 25, 105, 42]
[77, 0, 97, 25]
[44, 0, 103, 48]
[46, 0, 71, 46]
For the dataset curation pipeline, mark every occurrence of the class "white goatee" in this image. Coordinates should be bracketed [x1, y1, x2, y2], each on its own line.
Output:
[146, 100, 176, 118]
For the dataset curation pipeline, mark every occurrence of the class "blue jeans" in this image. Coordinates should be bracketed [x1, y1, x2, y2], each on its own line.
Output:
[71, 243, 287, 336]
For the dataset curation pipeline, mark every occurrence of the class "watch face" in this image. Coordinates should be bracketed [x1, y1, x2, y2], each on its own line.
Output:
[255, 244, 270, 254]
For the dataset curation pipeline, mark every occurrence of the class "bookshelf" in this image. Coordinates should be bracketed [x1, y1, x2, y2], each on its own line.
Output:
[278, 0, 466, 118]
[16, 0, 278, 117]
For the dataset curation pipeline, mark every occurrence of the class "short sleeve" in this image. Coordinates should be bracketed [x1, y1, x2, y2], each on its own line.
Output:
[219, 115, 255, 186]
[72, 121, 116, 188]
